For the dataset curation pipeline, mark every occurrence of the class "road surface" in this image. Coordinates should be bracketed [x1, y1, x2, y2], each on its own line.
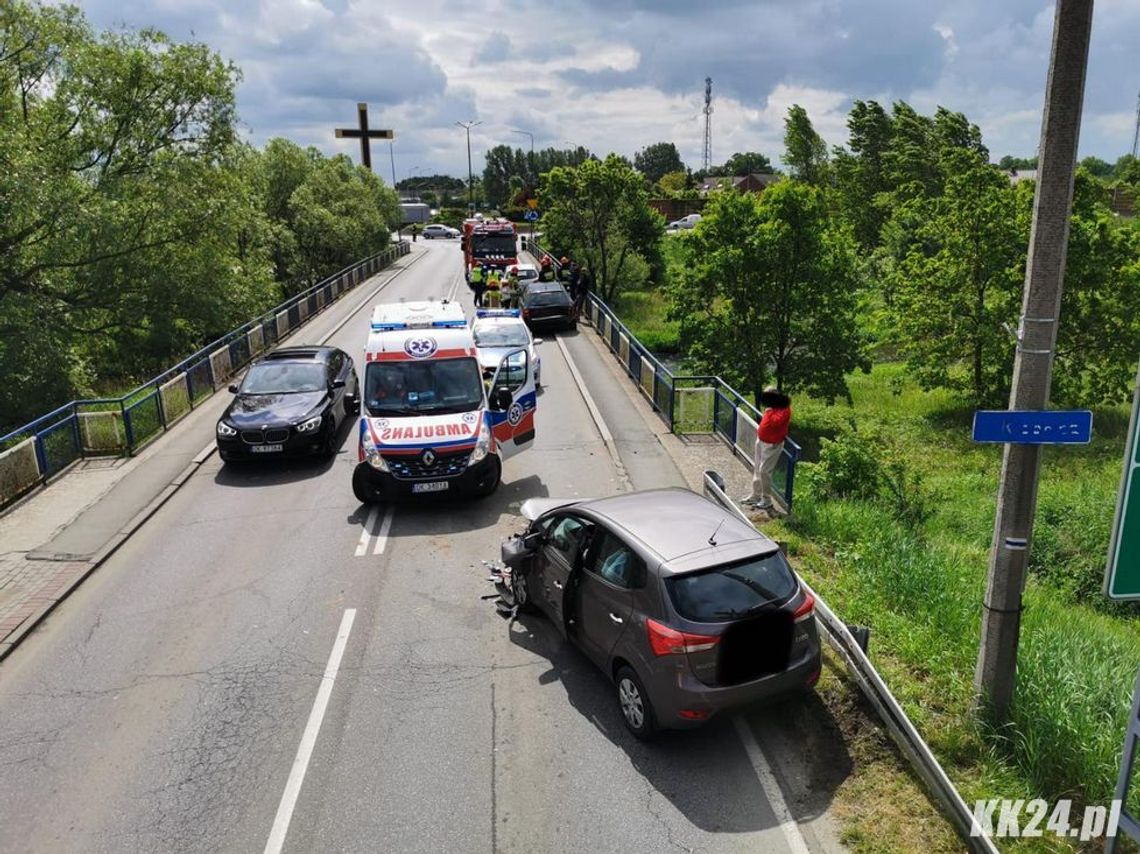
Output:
[0, 241, 841, 853]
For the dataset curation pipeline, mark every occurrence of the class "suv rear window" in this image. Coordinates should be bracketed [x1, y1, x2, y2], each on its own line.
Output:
[665, 552, 797, 623]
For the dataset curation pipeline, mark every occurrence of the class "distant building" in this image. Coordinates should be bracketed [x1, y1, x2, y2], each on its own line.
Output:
[1007, 168, 1038, 185]
[697, 173, 780, 195]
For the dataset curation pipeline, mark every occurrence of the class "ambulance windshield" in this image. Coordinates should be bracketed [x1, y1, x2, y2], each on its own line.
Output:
[365, 358, 483, 416]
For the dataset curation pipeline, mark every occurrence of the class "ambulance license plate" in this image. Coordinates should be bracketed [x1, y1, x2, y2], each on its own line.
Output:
[251, 444, 284, 454]
[412, 481, 449, 493]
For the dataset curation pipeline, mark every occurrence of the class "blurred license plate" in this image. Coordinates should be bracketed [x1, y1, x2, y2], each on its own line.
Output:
[251, 444, 284, 453]
[412, 481, 449, 493]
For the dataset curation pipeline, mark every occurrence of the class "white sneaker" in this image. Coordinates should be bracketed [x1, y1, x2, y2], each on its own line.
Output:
[740, 495, 760, 505]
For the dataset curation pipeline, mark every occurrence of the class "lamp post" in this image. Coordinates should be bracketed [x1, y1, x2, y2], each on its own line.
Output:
[456, 120, 482, 212]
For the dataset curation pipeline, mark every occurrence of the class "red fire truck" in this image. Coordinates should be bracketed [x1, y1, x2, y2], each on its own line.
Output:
[461, 217, 518, 277]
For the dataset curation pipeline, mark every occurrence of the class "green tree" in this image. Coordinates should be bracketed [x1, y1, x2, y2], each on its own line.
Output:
[634, 142, 685, 185]
[668, 183, 867, 402]
[723, 151, 773, 175]
[289, 155, 399, 287]
[885, 151, 1024, 404]
[657, 170, 690, 195]
[782, 105, 829, 186]
[833, 99, 893, 250]
[1078, 156, 1113, 179]
[0, 0, 243, 425]
[539, 154, 664, 301]
[1052, 171, 1140, 404]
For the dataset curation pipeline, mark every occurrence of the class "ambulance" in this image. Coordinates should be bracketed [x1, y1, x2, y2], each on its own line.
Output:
[352, 299, 536, 503]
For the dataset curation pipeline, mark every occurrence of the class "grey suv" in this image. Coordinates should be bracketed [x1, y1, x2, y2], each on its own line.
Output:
[502, 488, 821, 738]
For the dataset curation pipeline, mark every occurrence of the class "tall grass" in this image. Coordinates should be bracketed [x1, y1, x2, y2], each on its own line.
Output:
[775, 363, 1140, 833]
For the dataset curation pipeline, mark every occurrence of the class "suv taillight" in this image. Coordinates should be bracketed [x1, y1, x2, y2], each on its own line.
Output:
[647, 619, 720, 656]
[793, 589, 815, 623]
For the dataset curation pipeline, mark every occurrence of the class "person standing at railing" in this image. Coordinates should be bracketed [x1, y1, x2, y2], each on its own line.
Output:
[573, 265, 592, 315]
[743, 388, 791, 512]
[538, 256, 557, 283]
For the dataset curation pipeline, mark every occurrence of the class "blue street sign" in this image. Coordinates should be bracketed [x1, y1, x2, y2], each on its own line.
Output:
[972, 410, 1093, 444]
[523, 209, 539, 222]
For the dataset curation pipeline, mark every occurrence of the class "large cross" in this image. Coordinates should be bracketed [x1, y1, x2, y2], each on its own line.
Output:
[334, 103, 393, 171]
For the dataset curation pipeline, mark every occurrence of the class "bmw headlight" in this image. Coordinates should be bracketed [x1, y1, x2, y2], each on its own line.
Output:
[469, 418, 492, 465]
[296, 415, 323, 433]
[361, 429, 389, 471]
[216, 421, 237, 438]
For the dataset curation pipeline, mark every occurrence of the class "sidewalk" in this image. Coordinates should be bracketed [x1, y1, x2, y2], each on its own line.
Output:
[572, 310, 776, 524]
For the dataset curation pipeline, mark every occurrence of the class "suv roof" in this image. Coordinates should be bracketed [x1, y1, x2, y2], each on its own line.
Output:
[578, 488, 777, 574]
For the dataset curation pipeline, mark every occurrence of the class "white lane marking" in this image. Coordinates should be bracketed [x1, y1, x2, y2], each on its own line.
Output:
[733, 716, 812, 854]
[447, 271, 461, 303]
[372, 507, 394, 555]
[264, 608, 357, 854]
[354, 505, 379, 557]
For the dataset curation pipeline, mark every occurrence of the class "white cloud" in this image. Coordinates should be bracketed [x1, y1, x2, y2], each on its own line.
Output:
[75, 0, 1140, 180]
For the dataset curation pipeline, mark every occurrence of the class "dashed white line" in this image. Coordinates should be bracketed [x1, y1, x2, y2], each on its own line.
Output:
[372, 507, 394, 555]
[354, 506, 379, 557]
[264, 608, 357, 854]
[733, 716, 812, 854]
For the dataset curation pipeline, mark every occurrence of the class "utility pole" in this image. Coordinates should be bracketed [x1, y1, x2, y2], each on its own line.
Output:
[1131, 90, 1140, 159]
[512, 128, 535, 184]
[456, 120, 482, 212]
[702, 77, 713, 172]
[973, 0, 1094, 723]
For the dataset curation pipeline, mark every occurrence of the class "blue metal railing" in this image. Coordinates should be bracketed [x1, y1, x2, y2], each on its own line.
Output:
[1, 242, 410, 496]
[530, 240, 800, 508]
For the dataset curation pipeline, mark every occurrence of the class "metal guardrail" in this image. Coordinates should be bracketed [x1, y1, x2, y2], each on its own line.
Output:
[702, 469, 998, 853]
[528, 239, 801, 508]
[0, 242, 411, 507]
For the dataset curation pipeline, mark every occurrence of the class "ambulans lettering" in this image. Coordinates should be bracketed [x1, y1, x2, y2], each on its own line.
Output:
[377, 422, 473, 441]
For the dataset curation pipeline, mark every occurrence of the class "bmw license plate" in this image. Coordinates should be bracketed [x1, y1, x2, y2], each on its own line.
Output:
[412, 481, 450, 493]
[250, 444, 284, 454]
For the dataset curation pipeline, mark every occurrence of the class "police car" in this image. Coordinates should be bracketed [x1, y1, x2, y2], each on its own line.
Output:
[471, 309, 542, 388]
[352, 300, 537, 503]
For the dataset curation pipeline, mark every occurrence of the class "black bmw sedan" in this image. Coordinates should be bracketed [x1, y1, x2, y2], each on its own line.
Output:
[216, 346, 359, 462]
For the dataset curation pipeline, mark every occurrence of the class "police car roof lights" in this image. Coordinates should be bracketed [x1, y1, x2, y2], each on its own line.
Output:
[475, 309, 522, 319]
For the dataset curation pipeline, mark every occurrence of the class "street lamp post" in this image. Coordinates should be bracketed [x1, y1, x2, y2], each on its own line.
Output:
[456, 120, 482, 212]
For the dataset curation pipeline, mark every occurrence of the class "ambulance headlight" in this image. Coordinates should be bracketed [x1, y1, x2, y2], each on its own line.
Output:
[361, 429, 389, 471]
[469, 418, 492, 465]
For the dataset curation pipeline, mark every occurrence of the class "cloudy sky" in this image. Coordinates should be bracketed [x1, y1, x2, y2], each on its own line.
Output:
[76, 0, 1139, 183]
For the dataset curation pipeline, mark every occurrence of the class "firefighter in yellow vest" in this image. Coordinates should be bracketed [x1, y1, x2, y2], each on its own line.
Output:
[469, 263, 485, 307]
[502, 265, 519, 308]
[485, 267, 502, 308]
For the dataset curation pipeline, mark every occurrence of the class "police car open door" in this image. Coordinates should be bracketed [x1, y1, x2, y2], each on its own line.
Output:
[488, 348, 536, 459]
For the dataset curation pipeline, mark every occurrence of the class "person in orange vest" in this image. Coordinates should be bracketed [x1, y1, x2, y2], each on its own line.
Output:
[743, 388, 791, 512]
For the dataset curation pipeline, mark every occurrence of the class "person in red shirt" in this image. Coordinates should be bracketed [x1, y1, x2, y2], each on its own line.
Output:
[744, 387, 791, 511]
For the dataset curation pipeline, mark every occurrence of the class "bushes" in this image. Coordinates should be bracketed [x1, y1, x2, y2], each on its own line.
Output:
[802, 429, 933, 528]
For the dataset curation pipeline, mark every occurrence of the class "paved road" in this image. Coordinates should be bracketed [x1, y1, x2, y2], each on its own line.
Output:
[0, 241, 839, 853]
